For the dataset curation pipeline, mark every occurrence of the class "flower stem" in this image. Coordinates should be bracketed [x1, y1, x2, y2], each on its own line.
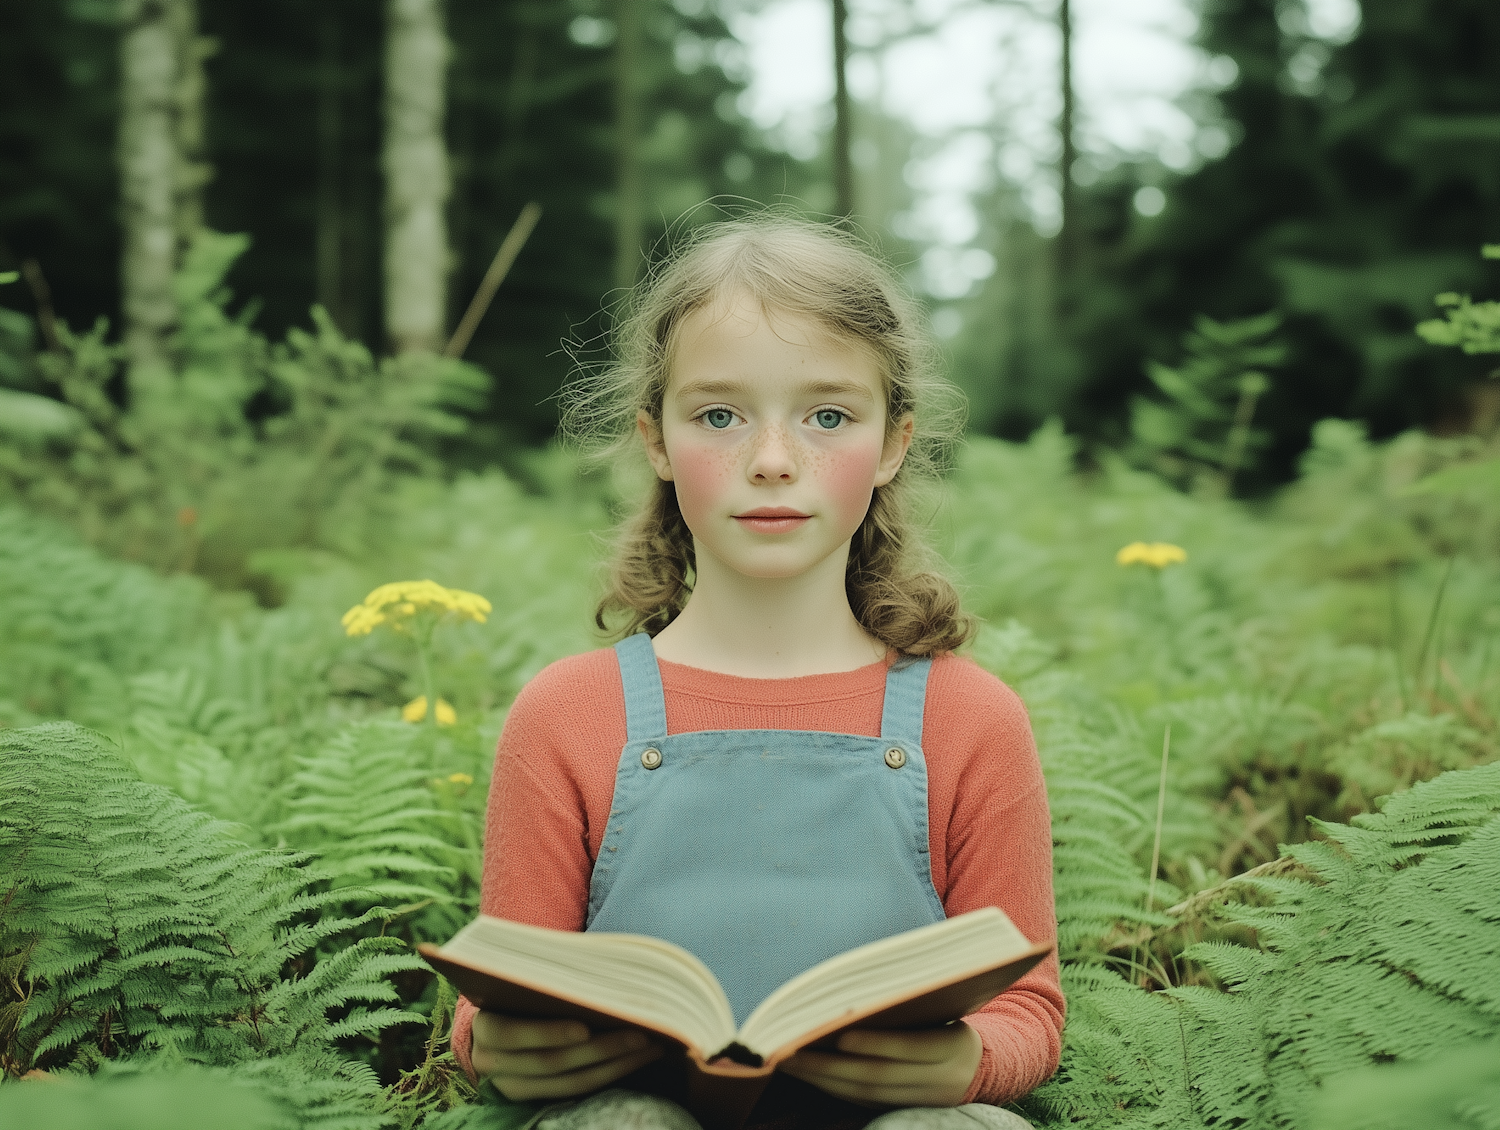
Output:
[414, 618, 437, 727]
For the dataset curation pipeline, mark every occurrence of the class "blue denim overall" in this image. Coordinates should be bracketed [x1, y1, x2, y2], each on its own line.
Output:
[586, 634, 947, 1026]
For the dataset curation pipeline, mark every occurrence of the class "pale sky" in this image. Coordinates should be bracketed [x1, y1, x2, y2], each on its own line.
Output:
[726, 0, 1361, 303]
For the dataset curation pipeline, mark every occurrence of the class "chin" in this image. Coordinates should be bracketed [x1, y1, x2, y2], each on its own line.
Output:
[730, 561, 814, 581]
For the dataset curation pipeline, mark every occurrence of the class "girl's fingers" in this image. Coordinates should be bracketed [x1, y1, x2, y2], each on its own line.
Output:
[786, 1068, 934, 1107]
[492, 1042, 666, 1102]
[472, 1011, 590, 1051]
[835, 1026, 963, 1063]
[783, 1025, 981, 1108]
[478, 1028, 655, 1080]
[783, 1049, 940, 1088]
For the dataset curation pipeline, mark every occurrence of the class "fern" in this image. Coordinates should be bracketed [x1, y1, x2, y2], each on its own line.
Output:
[1026, 760, 1500, 1129]
[0, 1054, 397, 1130]
[0, 1064, 297, 1129]
[0, 507, 214, 729]
[1313, 1038, 1500, 1130]
[0, 723, 427, 1077]
[1129, 311, 1286, 491]
[270, 720, 487, 943]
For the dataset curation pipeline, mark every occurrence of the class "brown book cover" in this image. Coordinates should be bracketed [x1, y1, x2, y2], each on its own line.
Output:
[419, 921, 1050, 1130]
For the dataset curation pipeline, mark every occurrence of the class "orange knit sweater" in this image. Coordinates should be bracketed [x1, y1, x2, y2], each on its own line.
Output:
[451, 648, 1064, 1107]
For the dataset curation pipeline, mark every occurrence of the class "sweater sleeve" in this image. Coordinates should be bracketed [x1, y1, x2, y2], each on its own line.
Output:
[956, 781, 1064, 1104]
[450, 652, 625, 1082]
[925, 659, 1065, 1105]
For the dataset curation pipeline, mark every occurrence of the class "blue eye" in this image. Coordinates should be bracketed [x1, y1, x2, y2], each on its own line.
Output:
[813, 409, 845, 430]
[704, 408, 735, 429]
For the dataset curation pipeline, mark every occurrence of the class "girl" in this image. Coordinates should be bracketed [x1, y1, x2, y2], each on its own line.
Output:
[450, 217, 1063, 1130]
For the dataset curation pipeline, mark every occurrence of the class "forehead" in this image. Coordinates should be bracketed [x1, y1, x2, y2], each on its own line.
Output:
[668, 289, 884, 391]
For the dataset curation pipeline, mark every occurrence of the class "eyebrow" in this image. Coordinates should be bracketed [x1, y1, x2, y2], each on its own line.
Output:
[673, 377, 876, 401]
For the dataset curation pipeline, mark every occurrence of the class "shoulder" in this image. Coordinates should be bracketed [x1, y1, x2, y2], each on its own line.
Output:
[504, 646, 625, 738]
[512, 646, 622, 708]
[924, 653, 1031, 729]
[921, 653, 1042, 797]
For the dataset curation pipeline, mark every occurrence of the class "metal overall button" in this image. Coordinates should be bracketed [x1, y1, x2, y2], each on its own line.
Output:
[884, 747, 907, 769]
[640, 747, 663, 770]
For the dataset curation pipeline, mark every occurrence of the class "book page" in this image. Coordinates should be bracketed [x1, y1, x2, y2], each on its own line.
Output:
[441, 917, 738, 1055]
[737, 908, 1033, 1058]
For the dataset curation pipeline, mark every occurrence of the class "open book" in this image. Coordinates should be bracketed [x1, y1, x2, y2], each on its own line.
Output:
[419, 908, 1051, 1130]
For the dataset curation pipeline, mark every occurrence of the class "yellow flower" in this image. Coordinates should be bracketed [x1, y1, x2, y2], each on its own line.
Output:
[341, 580, 492, 637]
[1116, 542, 1188, 568]
[402, 695, 457, 725]
[447, 773, 473, 786]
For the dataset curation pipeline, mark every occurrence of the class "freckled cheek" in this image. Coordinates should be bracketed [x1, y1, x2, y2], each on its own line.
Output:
[821, 444, 885, 532]
[666, 442, 735, 531]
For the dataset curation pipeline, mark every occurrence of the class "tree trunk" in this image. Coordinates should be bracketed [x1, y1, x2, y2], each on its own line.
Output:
[613, 0, 644, 291]
[118, 0, 178, 373]
[383, 0, 451, 354]
[1057, 0, 1076, 269]
[317, 9, 343, 325]
[169, 0, 212, 249]
[831, 0, 854, 220]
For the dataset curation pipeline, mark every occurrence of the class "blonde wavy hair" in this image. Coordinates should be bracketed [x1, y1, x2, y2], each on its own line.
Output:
[563, 214, 974, 656]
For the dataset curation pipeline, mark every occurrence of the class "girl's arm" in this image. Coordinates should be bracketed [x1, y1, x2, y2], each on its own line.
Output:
[784, 658, 1065, 1107]
[451, 652, 636, 1085]
[943, 775, 1064, 1104]
[916, 658, 1065, 1104]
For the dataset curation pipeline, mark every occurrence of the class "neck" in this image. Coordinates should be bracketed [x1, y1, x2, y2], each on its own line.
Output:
[649, 540, 887, 678]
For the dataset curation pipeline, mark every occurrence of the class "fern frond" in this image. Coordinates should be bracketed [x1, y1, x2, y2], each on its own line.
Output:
[0, 723, 423, 1077]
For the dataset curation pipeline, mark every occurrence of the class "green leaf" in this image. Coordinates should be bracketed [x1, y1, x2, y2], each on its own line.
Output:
[0, 389, 85, 442]
[1402, 457, 1500, 497]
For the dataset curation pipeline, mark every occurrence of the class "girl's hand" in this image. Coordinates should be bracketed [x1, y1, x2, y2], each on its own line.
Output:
[780, 1023, 983, 1108]
[471, 1011, 664, 1101]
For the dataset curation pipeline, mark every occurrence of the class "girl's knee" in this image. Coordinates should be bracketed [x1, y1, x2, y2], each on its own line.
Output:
[533, 1088, 702, 1130]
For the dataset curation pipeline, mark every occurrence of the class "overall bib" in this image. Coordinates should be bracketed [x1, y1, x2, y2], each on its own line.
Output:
[586, 633, 948, 1026]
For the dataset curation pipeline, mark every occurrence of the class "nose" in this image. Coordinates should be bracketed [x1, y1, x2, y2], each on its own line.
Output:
[746, 422, 798, 483]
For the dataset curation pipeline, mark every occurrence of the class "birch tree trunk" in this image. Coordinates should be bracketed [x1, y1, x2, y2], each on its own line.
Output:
[119, 0, 178, 373]
[613, 0, 645, 291]
[170, 0, 212, 248]
[384, 0, 451, 354]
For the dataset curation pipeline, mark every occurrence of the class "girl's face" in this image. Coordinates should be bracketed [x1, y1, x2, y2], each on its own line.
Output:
[639, 289, 912, 583]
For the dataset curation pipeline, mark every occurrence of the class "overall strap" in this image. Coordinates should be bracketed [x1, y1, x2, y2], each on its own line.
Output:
[614, 633, 668, 742]
[879, 656, 932, 747]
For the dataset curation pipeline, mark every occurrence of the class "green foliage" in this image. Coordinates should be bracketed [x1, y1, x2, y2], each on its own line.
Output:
[0, 507, 219, 730]
[1313, 1040, 1500, 1130]
[982, 0, 1500, 476]
[1411, 246, 1500, 497]
[1025, 761, 1500, 1129]
[271, 721, 487, 943]
[0, 231, 489, 592]
[0, 0, 816, 446]
[0, 1066, 296, 1130]
[1130, 312, 1286, 492]
[0, 723, 426, 1077]
[1419, 292, 1500, 358]
[3, 408, 1497, 1122]
[1418, 246, 1500, 360]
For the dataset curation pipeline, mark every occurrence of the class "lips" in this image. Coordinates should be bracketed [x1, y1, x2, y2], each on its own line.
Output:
[734, 507, 810, 533]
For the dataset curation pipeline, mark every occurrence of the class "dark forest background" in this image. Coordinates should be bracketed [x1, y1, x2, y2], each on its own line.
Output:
[3, 0, 1499, 483]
